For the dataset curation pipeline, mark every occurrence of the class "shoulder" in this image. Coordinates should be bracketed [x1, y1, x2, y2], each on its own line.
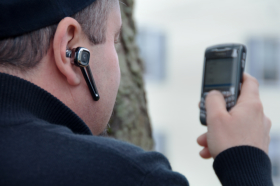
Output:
[68, 134, 189, 186]
[1, 119, 189, 185]
[41, 123, 189, 185]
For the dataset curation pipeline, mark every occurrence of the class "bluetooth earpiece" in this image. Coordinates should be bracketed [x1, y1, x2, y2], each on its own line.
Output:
[66, 47, 100, 101]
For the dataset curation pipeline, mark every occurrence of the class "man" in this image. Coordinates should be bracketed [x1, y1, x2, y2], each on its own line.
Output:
[0, 0, 272, 185]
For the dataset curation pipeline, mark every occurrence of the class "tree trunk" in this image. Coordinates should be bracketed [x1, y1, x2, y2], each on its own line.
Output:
[108, 0, 154, 151]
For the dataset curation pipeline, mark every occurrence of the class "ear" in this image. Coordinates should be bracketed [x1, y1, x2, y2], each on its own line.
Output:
[53, 17, 83, 86]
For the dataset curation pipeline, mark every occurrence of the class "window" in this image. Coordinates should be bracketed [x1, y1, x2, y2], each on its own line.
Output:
[269, 135, 280, 184]
[137, 28, 167, 81]
[247, 37, 280, 85]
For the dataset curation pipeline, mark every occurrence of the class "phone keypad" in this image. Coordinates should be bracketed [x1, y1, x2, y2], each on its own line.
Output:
[200, 91, 236, 125]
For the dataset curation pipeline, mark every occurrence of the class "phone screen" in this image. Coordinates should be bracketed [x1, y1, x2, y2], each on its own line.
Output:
[204, 58, 237, 92]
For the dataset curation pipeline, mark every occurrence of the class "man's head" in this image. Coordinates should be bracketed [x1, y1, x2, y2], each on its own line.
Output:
[0, 0, 122, 135]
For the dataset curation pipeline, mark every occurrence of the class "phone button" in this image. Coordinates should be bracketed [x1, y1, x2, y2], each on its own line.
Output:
[243, 53, 246, 60]
[200, 111, 206, 118]
[242, 59, 245, 68]
[222, 91, 227, 96]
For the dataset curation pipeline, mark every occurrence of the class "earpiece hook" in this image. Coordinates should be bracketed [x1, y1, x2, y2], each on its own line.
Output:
[66, 47, 100, 101]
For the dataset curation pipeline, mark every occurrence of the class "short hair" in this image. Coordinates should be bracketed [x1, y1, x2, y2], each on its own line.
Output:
[0, 0, 118, 70]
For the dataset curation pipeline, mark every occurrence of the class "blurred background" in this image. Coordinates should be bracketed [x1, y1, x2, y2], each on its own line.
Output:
[134, 0, 280, 185]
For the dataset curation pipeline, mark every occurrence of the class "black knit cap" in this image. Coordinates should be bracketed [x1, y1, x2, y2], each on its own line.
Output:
[0, 0, 96, 39]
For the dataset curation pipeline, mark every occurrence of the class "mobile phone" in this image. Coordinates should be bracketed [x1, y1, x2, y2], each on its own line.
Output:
[200, 44, 247, 125]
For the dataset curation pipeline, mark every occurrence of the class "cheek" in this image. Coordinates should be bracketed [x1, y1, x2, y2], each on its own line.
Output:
[107, 45, 120, 87]
[99, 46, 120, 128]
[92, 44, 120, 85]
[85, 45, 120, 135]
[93, 44, 120, 105]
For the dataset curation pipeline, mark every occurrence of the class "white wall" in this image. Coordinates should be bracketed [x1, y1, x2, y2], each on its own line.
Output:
[134, 0, 280, 185]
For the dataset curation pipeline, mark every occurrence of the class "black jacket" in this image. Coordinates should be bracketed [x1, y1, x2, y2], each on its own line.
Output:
[0, 73, 273, 186]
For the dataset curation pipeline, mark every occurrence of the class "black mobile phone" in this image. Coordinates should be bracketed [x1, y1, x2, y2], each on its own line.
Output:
[200, 44, 247, 125]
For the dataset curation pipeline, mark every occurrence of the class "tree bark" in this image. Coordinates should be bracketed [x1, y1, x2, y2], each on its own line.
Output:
[108, 0, 154, 151]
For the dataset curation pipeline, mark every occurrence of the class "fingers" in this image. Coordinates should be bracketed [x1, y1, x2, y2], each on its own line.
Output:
[265, 116, 272, 131]
[199, 147, 212, 159]
[264, 116, 272, 154]
[238, 73, 259, 103]
[197, 133, 207, 147]
[205, 90, 229, 120]
[198, 133, 211, 159]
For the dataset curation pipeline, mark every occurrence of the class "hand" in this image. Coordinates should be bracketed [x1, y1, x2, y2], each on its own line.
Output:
[197, 73, 271, 159]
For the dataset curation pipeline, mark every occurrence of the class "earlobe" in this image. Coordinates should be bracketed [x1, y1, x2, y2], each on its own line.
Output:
[53, 17, 82, 86]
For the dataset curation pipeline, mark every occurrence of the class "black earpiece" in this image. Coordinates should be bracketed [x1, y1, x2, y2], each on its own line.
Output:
[66, 47, 100, 101]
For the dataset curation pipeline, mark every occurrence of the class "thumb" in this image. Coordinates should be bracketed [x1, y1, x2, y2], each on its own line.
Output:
[205, 90, 229, 124]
